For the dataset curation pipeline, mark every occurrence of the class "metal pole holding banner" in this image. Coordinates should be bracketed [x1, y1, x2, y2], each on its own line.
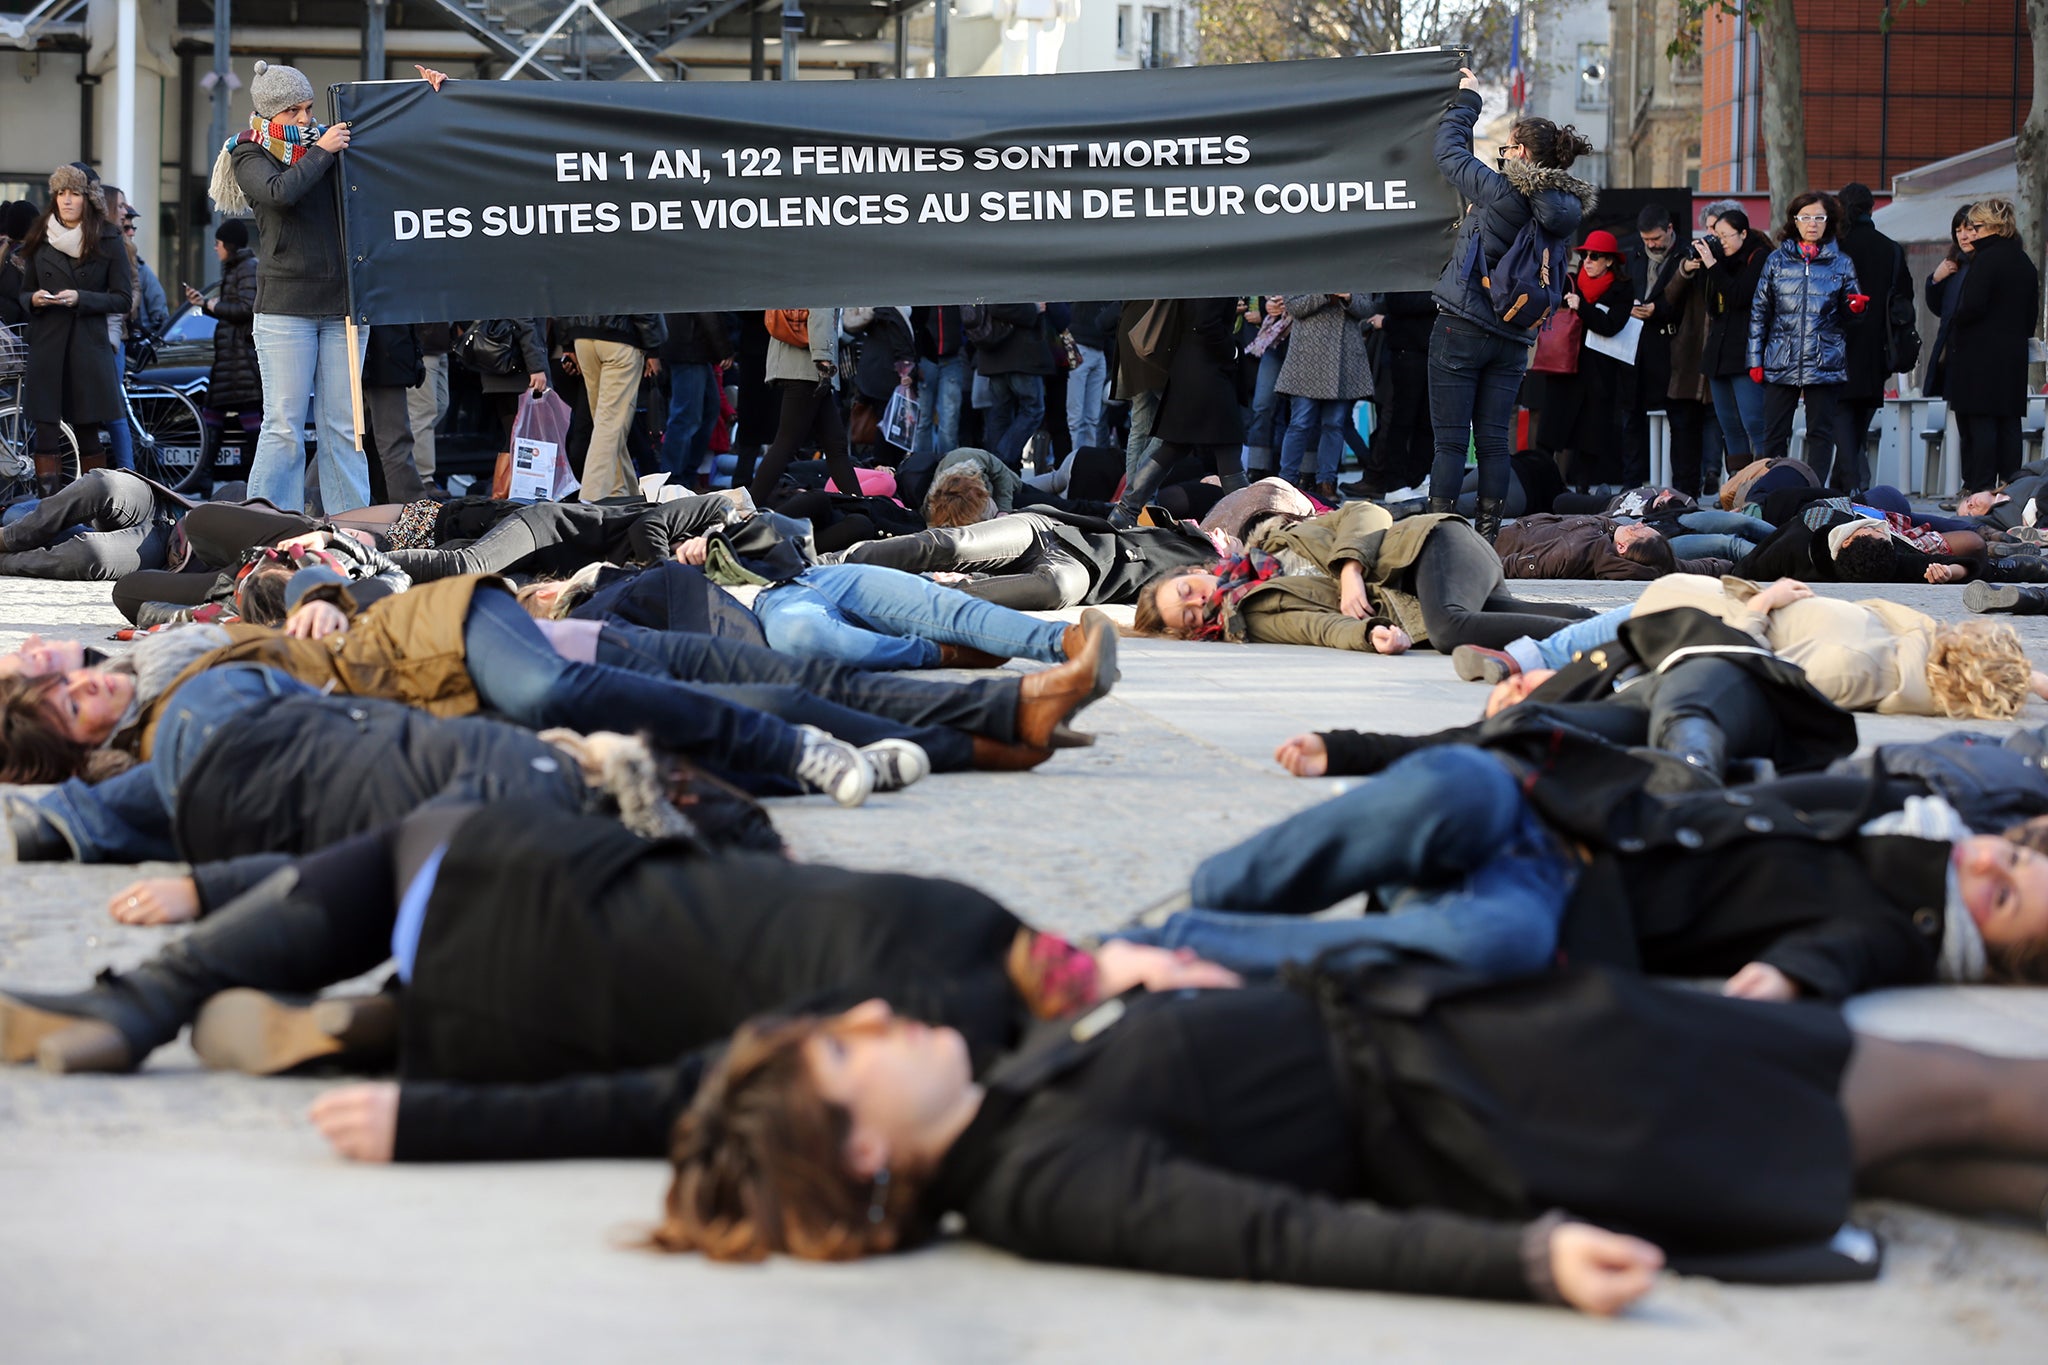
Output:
[780, 0, 802, 81]
[750, 3, 766, 80]
[931, 0, 947, 76]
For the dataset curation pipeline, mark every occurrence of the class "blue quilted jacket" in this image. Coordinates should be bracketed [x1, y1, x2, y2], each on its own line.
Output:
[1748, 239, 1863, 386]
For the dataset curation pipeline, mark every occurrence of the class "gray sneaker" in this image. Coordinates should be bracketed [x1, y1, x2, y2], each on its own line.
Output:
[793, 726, 874, 807]
[860, 739, 931, 792]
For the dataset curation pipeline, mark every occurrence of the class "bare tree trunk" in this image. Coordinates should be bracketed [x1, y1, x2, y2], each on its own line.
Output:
[2022, 0, 2048, 356]
[1754, 0, 1808, 228]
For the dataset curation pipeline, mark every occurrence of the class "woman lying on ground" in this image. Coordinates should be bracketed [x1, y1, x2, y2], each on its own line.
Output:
[0, 802, 1235, 1119]
[0, 594, 1119, 860]
[828, 480, 1222, 611]
[0, 574, 964, 806]
[555, 553, 1119, 676]
[1447, 574, 2046, 720]
[1123, 738, 2048, 1003]
[1131, 501, 1596, 654]
[657, 966, 2048, 1313]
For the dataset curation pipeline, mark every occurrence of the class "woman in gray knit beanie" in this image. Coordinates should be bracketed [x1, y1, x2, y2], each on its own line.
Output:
[205, 60, 369, 514]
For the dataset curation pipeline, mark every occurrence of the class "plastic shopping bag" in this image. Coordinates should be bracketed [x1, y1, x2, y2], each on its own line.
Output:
[506, 386, 577, 502]
[882, 383, 919, 452]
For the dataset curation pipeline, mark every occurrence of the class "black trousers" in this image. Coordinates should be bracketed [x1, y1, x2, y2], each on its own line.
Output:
[1518, 657, 1778, 759]
[1760, 382, 1843, 482]
[1370, 348, 1435, 490]
[1830, 400, 1882, 492]
[842, 513, 1092, 610]
[1958, 412, 2023, 493]
[1410, 524, 1599, 652]
[743, 378, 859, 502]
[1664, 398, 1715, 498]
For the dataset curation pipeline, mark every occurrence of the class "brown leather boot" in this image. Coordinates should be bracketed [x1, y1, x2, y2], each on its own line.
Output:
[1020, 610, 1118, 747]
[189, 988, 401, 1076]
[937, 643, 1010, 669]
[970, 736, 1054, 771]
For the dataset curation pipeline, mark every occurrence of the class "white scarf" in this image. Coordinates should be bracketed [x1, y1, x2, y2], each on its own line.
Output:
[43, 219, 85, 259]
[1858, 795, 1987, 983]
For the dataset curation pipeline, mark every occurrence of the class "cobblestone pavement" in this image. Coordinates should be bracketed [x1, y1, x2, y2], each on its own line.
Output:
[3, 574, 2047, 1363]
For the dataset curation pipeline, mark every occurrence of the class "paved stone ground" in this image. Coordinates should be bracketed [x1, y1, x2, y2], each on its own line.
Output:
[3, 573, 2048, 1363]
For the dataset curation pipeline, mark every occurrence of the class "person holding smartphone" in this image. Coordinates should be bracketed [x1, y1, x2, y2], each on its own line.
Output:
[172, 219, 262, 495]
[16, 163, 132, 496]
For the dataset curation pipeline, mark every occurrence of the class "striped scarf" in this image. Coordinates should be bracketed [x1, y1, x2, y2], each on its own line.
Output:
[1196, 549, 1283, 640]
[208, 113, 328, 216]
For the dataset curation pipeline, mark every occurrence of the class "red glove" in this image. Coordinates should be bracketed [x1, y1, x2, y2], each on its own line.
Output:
[1847, 293, 1870, 314]
[1749, 367, 1765, 385]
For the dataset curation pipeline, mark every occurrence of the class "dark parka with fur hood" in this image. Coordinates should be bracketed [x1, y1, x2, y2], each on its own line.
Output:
[1431, 90, 1599, 343]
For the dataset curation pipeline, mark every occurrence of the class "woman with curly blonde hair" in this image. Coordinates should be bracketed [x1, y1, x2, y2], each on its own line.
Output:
[1926, 618, 2038, 719]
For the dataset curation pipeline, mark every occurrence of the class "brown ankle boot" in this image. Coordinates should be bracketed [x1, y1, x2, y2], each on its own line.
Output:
[1019, 610, 1119, 747]
[937, 643, 1010, 669]
[970, 736, 1054, 771]
[190, 989, 401, 1076]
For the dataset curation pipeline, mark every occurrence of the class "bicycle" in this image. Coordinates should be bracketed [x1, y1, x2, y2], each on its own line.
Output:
[120, 333, 214, 485]
[0, 322, 81, 501]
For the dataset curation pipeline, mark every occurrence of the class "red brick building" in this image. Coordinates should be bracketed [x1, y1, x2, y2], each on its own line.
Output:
[1700, 0, 2032, 196]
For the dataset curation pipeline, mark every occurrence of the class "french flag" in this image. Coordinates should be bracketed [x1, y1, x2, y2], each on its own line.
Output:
[1508, 12, 1527, 112]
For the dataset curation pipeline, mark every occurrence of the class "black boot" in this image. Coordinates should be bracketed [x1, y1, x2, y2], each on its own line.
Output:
[1427, 496, 1458, 515]
[1378, 497, 1429, 519]
[130, 600, 197, 630]
[1983, 556, 2048, 585]
[1111, 457, 1171, 528]
[1964, 581, 2048, 614]
[2, 792, 73, 862]
[0, 848, 396, 1073]
[1475, 496, 1507, 543]
[1654, 713, 1728, 783]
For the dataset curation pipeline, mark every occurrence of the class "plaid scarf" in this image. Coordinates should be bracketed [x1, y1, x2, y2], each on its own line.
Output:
[1195, 549, 1282, 640]
[231, 113, 327, 167]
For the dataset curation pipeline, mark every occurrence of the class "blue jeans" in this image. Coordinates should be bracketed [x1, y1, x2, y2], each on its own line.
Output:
[1710, 373, 1771, 463]
[983, 371, 1046, 471]
[1279, 396, 1346, 484]
[1066, 345, 1108, 449]
[35, 665, 321, 863]
[914, 355, 966, 457]
[459, 587, 803, 778]
[1428, 316, 1528, 503]
[1242, 348, 1289, 469]
[1130, 747, 1577, 979]
[1518, 603, 1634, 672]
[659, 363, 720, 480]
[250, 312, 371, 514]
[106, 342, 135, 470]
[754, 563, 1068, 669]
[1666, 532, 1749, 560]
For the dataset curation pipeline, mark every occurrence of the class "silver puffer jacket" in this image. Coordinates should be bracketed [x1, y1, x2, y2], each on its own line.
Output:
[1748, 239, 1863, 386]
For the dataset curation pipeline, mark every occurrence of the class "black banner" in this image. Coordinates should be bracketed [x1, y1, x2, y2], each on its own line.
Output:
[333, 51, 1463, 326]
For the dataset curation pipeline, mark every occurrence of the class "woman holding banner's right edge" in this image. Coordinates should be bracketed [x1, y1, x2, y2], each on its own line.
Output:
[1426, 66, 1598, 543]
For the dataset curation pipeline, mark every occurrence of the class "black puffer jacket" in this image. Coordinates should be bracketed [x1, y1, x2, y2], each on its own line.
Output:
[1748, 239, 1862, 387]
[176, 693, 592, 910]
[204, 245, 262, 409]
[1430, 91, 1597, 342]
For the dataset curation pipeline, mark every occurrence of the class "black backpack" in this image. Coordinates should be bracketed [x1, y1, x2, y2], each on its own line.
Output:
[962, 304, 1015, 347]
[1464, 214, 1573, 331]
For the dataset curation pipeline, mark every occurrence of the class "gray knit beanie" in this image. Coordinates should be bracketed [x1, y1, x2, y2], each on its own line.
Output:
[249, 61, 315, 120]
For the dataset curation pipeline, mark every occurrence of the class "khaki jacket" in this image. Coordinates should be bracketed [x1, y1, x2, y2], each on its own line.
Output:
[138, 576, 504, 759]
[1634, 574, 1937, 714]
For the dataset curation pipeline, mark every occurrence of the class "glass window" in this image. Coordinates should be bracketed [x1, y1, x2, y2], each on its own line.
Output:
[1116, 5, 1132, 57]
[1577, 42, 1609, 109]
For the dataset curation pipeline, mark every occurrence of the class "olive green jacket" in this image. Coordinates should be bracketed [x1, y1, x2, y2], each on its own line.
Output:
[1229, 504, 1467, 648]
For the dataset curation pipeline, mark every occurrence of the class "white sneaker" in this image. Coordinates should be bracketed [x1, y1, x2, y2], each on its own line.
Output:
[793, 726, 873, 808]
[860, 739, 931, 792]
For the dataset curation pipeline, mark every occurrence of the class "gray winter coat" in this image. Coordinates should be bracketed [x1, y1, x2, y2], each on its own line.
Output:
[1276, 293, 1375, 400]
[1430, 91, 1597, 342]
[1748, 239, 1862, 387]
